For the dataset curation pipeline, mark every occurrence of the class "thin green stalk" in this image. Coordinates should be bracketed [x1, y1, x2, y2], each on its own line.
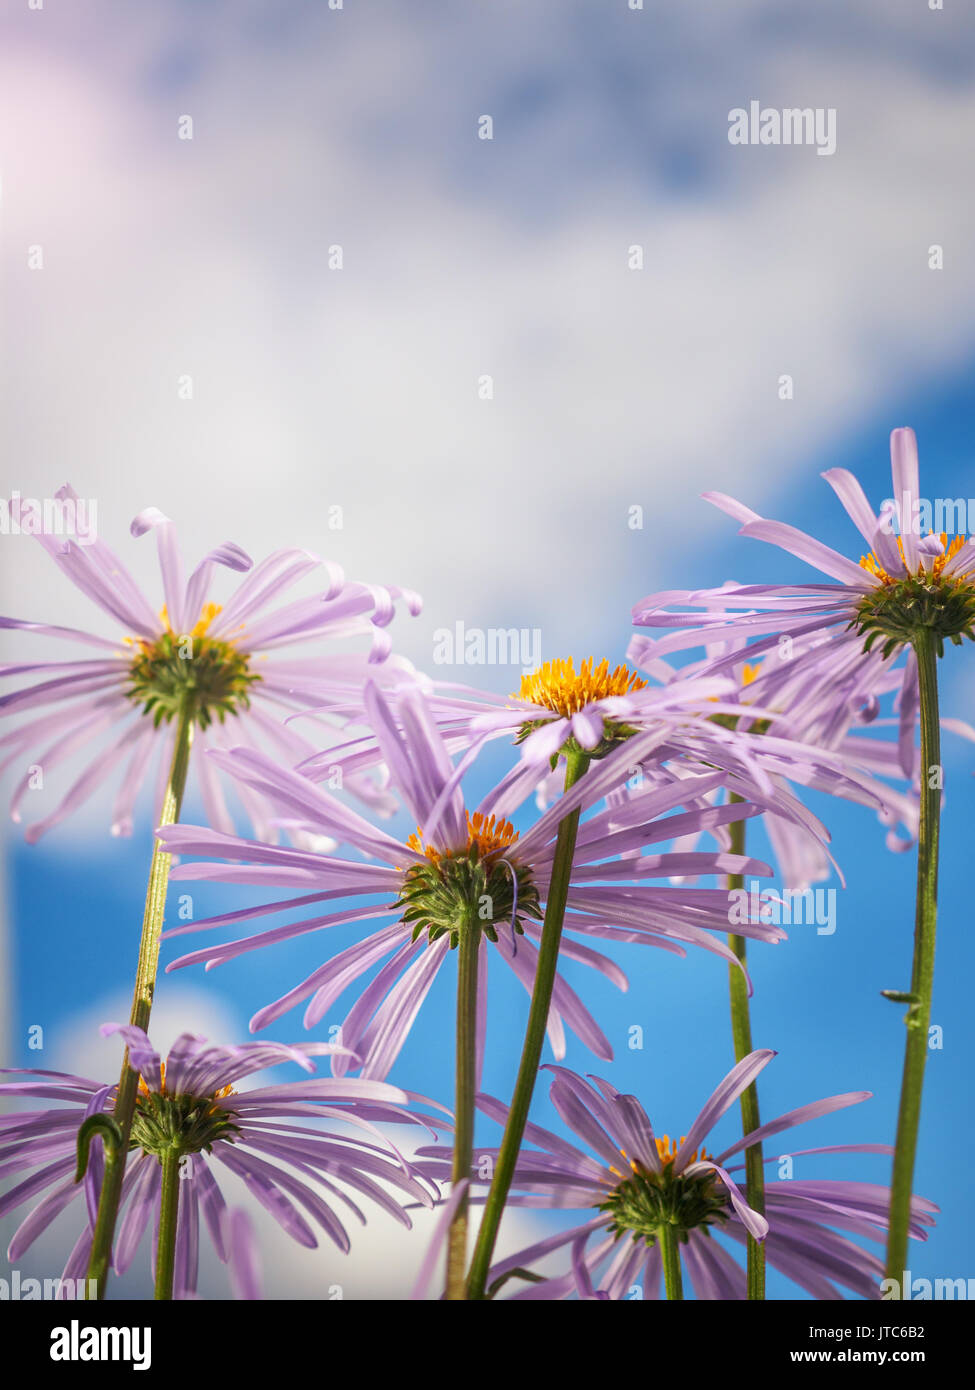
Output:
[445, 919, 481, 1300]
[466, 746, 590, 1301]
[658, 1223, 684, 1300]
[885, 627, 941, 1282]
[727, 796, 766, 1300]
[86, 703, 194, 1298]
[154, 1147, 181, 1301]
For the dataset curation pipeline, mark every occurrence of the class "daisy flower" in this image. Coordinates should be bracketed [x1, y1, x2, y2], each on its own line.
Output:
[416, 1053, 937, 1300]
[0, 486, 419, 842]
[291, 653, 903, 886]
[157, 682, 791, 1079]
[292, 658, 777, 778]
[631, 428, 975, 776]
[0, 1025, 439, 1299]
[620, 638, 925, 886]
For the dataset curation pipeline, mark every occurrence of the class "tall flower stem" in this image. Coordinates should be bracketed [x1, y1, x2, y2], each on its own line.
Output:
[885, 627, 941, 1281]
[658, 1224, 684, 1300]
[86, 703, 194, 1298]
[445, 919, 481, 1300]
[727, 795, 766, 1300]
[154, 1147, 181, 1300]
[466, 746, 590, 1301]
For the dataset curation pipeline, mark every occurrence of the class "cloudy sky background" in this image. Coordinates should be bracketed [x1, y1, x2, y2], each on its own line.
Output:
[2, 0, 974, 1298]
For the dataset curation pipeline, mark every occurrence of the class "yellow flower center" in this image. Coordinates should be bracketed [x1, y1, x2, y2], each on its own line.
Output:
[166, 601, 223, 639]
[123, 603, 258, 729]
[514, 657, 647, 717]
[859, 533, 967, 586]
[123, 602, 225, 652]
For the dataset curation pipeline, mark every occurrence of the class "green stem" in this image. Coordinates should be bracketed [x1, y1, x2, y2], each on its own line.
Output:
[658, 1223, 684, 1300]
[885, 628, 941, 1282]
[727, 796, 766, 1300]
[85, 703, 194, 1298]
[466, 746, 590, 1301]
[445, 919, 481, 1300]
[154, 1147, 181, 1300]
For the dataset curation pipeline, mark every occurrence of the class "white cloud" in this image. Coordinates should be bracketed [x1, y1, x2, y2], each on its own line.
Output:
[216, 1175, 557, 1302]
[43, 984, 246, 1079]
[1, 4, 974, 671]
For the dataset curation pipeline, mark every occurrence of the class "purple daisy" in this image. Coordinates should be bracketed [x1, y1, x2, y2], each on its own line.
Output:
[416, 1053, 937, 1300]
[618, 640, 926, 886]
[628, 622, 908, 771]
[290, 652, 908, 892]
[157, 683, 794, 1079]
[631, 427, 975, 779]
[0, 1024, 439, 1299]
[291, 659, 760, 775]
[0, 486, 420, 841]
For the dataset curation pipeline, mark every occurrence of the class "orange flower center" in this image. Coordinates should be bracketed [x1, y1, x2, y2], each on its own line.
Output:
[655, 1134, 712, 1167]
[406, 811, 520, 867]
[137, 1061, 234, 1106]
[608, 1135, 713, 1178]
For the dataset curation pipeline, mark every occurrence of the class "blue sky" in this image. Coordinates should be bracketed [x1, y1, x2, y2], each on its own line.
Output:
[1, 1, 974, 1298]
